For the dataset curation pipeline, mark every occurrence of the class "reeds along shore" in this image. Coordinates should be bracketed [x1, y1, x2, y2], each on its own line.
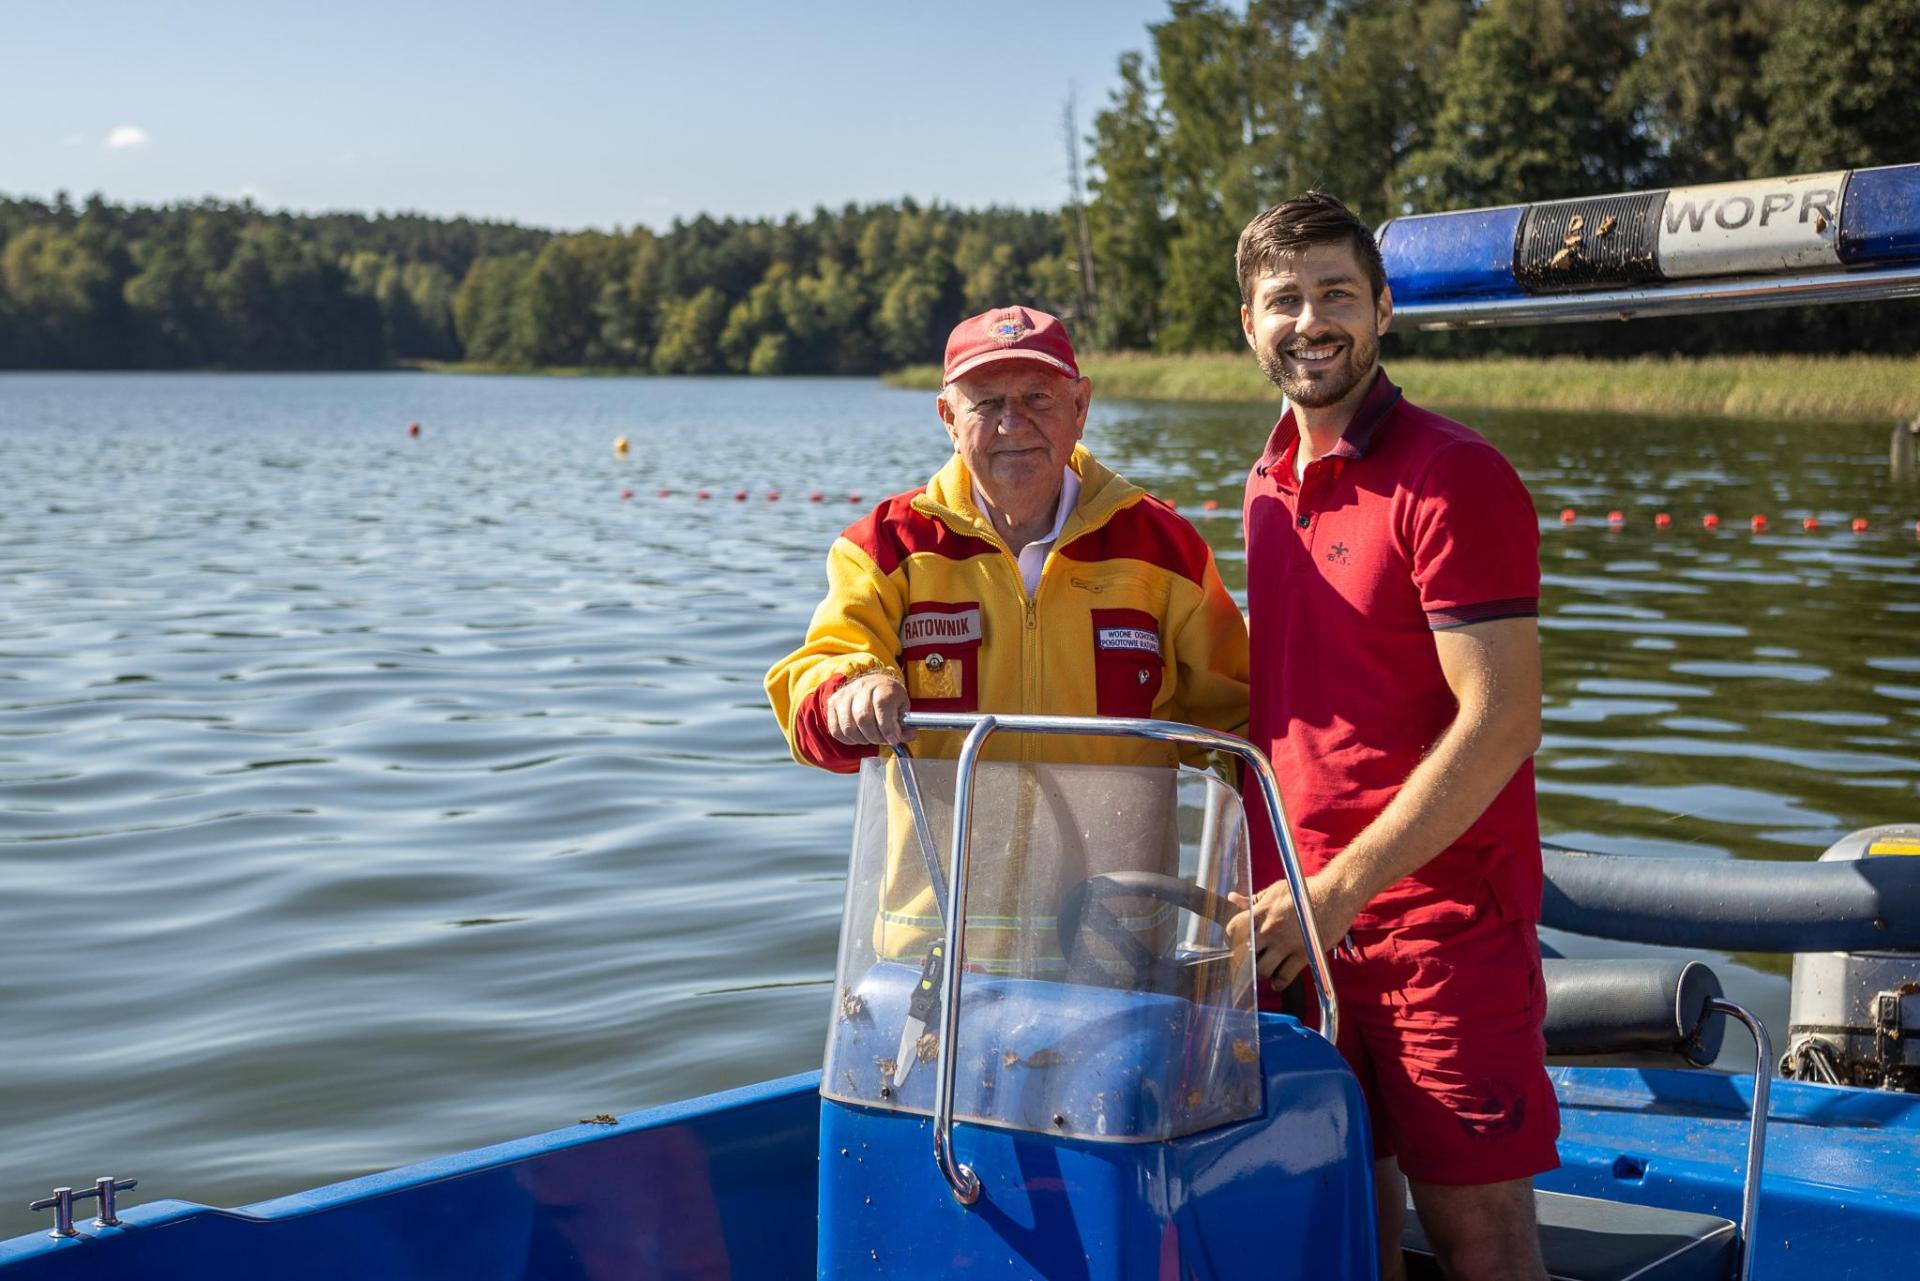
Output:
[882, 355, 1920, 424]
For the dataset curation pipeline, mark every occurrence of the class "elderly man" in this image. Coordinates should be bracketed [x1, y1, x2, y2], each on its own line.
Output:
[766, 305, 1248, 774]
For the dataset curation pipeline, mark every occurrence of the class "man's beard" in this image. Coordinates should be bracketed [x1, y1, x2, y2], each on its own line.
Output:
[1255, 330, 1378, 408]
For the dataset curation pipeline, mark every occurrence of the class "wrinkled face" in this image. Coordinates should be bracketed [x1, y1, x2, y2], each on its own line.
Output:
[938, 363, 1091, 516]
[1240, 241, 1392, 409]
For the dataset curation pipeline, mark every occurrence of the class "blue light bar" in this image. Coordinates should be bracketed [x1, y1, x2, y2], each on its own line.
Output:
[1838, 165, 1920, 266]
[1378, 206, 1525, 303]
[1380, 164, 1920, 328]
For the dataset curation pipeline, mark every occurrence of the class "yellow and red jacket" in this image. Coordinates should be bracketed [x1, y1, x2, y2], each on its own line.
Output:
[765, 445, 1250, 772]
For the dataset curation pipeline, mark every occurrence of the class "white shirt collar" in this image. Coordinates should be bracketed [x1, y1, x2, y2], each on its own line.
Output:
[973, 467, 1079, 596]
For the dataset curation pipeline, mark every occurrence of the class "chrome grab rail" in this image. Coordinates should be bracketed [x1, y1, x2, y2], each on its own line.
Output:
[1703, 997, 1773, 1281]
[1395, 262, 1920, 330]
[901, 711, 1338, 1206]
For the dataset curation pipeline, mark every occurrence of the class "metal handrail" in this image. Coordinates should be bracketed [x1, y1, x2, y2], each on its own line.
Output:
[1703, 997, 1773, 1281]
[1394, 262, 1920, 330]
[900, 711, 1339, 1205]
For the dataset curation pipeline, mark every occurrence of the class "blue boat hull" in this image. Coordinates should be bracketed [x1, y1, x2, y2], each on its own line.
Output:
[7, 1031, 1919, 1278]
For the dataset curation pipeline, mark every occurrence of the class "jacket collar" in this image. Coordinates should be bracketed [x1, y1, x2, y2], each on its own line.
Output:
[914, 444, 1141, 550]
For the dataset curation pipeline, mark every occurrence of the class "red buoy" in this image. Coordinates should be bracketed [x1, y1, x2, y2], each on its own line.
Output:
[1802, 515, 1819, 531]
[734, 491, 749, 502]
[1202, 499, 1220, 511]
[620, 489, 634, 500]
[847, 493, 862, 504]
[766, 491, 780, 502]
[1750, 514, 1768, 532]
[697, 490, 711, 501]
[1654, 512, 1673, 529]
[407, 421, 421, 438]
[1559, 508, 1577, 525]
[810, 492, 825, 503]
[657, 489, 671, 499]
[1852, 517, 1870, 533]
[1702, 513, 1721, 529]
[1607, 510, 1625, 527]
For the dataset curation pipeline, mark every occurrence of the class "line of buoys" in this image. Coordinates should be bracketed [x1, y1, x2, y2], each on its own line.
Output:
[613, 490, 1919, 538]
[1545, 507, 1903, 534]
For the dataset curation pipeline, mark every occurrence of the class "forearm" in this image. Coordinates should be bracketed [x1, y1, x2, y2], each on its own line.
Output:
[1313, 701, 1539, 922]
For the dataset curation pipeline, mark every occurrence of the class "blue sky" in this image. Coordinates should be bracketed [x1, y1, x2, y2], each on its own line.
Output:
[3, 0, 1175, 230]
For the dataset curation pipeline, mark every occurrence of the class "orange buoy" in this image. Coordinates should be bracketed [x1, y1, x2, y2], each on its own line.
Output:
[1702, 513, 1721, 529]
[1750, 514, 1769, 532]
[1654, 512, 1672, 529]
[1202, 499, 1220, 511]
[1559, 508, 1576, 525]
[1852, 517, 1869, 533]
[1802, 515, 1819, 531]
[766, 491, 780, 502]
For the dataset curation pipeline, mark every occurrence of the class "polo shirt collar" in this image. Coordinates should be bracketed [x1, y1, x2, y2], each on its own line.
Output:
[1256, 367, 1404, 477]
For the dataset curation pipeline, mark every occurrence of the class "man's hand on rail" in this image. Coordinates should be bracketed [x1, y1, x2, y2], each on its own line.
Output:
[826, 671, 917, 746]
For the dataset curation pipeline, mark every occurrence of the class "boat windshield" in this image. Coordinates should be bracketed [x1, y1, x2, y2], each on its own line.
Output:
[821, 754, 1261, 1142]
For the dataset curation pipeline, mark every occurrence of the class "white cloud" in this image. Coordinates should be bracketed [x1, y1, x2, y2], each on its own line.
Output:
[105, 125, 150, 150]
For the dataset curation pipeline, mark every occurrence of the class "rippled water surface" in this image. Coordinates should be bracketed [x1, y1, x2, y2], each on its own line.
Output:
[2, 371, 1916, 1236]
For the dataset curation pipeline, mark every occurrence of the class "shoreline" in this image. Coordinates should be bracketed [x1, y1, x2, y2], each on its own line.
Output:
[882, 354, 1920, 423]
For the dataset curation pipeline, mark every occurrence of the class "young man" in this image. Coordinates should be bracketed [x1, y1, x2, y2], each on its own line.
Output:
[1233, 193, 1553, 1281]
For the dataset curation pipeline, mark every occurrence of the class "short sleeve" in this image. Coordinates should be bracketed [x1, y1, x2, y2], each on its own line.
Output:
[1407, 441, 1539, 629]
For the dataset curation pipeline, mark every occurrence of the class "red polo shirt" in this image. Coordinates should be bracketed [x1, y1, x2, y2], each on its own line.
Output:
[1243, 370, 1542, 929]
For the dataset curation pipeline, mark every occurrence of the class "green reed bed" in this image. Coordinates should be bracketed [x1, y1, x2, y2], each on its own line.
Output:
[884, 354, 1920, 423]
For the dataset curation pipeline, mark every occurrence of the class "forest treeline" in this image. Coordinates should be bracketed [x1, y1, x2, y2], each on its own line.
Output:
[2, 0, 1915, 372]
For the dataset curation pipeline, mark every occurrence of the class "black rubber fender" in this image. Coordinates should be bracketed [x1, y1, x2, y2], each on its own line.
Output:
[1542, 844, 1920, 953]
[1541, 958, 1725, 1067]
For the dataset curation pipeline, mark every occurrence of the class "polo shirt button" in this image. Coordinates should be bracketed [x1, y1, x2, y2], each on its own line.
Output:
[1296, 514, 1311, 528]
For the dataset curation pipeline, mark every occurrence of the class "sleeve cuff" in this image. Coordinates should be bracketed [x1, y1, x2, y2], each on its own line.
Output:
[1426, 597, 1538, 630]
[793, 672, 879, 773]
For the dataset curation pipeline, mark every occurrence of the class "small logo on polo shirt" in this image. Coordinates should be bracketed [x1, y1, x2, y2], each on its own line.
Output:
[1326, 542, 1350, 566]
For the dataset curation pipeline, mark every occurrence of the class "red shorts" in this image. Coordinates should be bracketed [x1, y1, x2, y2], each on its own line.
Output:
[1293, 895, 1561, 1186]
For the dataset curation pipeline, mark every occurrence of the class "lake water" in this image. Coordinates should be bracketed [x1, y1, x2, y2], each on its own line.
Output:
[2, 371, 1916, 1238]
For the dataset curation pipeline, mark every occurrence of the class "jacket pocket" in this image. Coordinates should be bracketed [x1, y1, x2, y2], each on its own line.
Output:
[900, 601, 984, 712]
[1090, 607, 1164, 718]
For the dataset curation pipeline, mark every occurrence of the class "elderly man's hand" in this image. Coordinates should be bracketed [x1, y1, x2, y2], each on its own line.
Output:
[826, 671, 916, 746]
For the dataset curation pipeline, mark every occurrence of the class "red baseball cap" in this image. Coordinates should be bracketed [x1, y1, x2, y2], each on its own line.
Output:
[942, 306, 1080, 383]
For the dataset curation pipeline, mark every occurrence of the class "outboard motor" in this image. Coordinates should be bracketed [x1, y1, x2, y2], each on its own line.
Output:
[1782, 825, 1920, 1091]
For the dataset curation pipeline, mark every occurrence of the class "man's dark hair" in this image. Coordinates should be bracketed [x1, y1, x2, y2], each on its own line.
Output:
[1235, 192, 1386, 306]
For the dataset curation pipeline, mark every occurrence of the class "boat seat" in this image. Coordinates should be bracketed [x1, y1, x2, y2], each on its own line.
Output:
[1402, 1188, 1735, 1281]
